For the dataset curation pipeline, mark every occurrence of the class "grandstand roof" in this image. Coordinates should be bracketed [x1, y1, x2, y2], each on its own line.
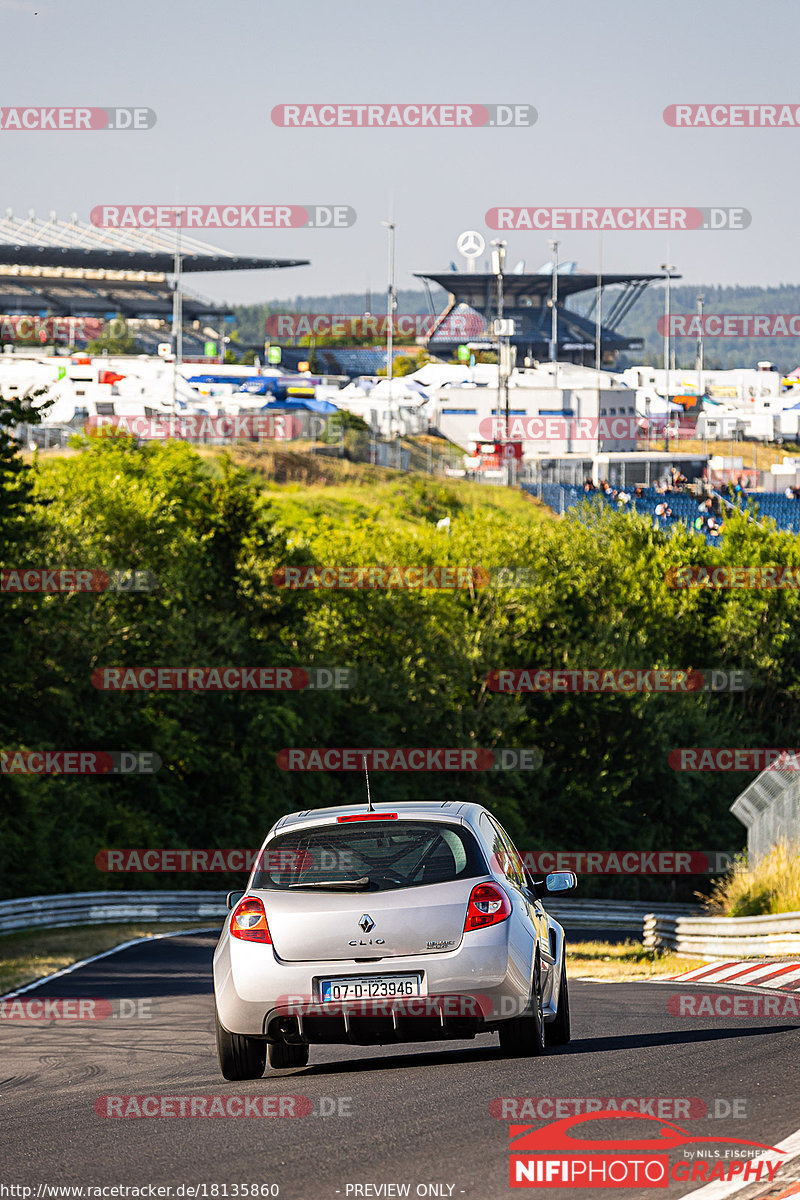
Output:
[0, 211, 309, 274]
[415, 269, 673, 361]
[414, 270, 673, 304]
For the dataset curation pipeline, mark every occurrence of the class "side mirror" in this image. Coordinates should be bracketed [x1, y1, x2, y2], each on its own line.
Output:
[226, 890, 245, 911]
[544, 871, 577, 894]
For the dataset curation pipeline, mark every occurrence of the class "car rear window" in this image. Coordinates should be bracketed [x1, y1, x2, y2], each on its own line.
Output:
[252, 820, 488, 892]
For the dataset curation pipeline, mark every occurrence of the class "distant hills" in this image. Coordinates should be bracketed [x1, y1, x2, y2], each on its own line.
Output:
[232, 283, 800, 373]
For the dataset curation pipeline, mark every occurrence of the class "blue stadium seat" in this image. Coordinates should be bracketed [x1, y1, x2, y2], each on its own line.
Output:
[523, 483, 800, 538]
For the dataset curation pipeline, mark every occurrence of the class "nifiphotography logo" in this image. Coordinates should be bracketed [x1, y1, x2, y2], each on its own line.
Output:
[507, 1111, 785, 1188]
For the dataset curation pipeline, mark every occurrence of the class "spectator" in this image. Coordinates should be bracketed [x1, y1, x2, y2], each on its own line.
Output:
[617, 489, 631, 506]
[654, 500, 672, 524]
[785, 486, 795, 500]
[583, 478, 596, 493]
[634, 485, 644, 499]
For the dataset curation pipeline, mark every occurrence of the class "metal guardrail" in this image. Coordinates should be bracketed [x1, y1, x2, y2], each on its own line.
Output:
[544, 899, 699, 934]
[0, 891, 700, 937]
[6, 892, 797, 959]
[643, 910, 800, 958]
[0, 891, 229, 934]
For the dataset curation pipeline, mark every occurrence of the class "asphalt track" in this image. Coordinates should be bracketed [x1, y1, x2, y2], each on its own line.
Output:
[1, 931, 799, 1200]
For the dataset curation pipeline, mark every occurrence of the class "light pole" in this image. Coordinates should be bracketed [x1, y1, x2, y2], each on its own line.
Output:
[696, 294, 705, 400]
[549, 239, 559, 367]
[381, 220, 396, 440]
[661, 263, 675, 451]
[171, 215, 183, 417]
[491, 238, 510, 481]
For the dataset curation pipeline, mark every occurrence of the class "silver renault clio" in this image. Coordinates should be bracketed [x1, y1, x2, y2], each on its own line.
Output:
[213, 800, 576, 1078]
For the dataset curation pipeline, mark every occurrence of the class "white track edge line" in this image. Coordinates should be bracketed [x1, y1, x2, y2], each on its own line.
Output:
[0, 927, 217, 999]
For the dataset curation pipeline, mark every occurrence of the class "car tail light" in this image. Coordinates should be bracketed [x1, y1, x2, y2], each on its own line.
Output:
[337, 813, 398, 822]
[230, 896, 271, 943]
[464, 882, 512, 932]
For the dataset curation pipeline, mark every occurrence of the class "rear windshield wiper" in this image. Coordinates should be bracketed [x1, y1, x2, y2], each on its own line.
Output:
[288, 876, 371, 890]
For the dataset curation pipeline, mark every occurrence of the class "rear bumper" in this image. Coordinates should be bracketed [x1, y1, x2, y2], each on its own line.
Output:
[214, 921, 538, 1040]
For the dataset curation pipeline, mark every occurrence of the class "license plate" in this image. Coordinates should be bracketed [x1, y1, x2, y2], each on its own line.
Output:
[320, 975, 423, 1002]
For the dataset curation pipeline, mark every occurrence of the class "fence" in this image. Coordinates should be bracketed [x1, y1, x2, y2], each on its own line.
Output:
[644, 910, 800, 957]
[731, 768, 800, 864]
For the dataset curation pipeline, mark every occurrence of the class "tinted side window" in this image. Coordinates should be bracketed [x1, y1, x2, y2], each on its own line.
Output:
[481, 814, 527, 890]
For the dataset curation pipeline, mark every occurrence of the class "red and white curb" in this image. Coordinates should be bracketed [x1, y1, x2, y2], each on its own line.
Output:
[669, 961, 800, 992]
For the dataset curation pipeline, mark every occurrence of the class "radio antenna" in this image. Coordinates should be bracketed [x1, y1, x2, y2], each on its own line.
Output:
[363, 755, 374, 812]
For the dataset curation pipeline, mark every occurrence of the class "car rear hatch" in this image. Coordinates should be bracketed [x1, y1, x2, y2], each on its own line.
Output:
[251, 816, 488, 962]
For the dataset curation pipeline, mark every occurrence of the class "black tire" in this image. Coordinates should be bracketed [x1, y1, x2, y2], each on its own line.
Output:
[545, 954, 571, 1046]
[215, 1008, 267, 1081]
[268, 1041, 310, 1070]
[498, 953, 546, 1057]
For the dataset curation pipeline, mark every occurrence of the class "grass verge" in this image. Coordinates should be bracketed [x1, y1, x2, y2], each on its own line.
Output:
[0, 922, 218, 994]
[703, 841, 800, 916]
[567, 940, 709, 981]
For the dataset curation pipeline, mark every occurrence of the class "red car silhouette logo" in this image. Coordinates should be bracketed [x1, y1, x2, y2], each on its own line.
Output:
[510, 1111, 781, 1155]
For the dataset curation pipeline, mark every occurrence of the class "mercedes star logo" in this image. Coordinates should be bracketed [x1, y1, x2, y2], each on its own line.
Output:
[359, 914, 375, 932]
[456, 229, 486, 259]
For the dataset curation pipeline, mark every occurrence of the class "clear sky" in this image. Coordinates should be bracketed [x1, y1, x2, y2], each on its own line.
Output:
[1, 0, 798, 305]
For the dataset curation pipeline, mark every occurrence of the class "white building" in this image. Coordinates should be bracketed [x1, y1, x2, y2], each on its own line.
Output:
[430, 361, 639, 457]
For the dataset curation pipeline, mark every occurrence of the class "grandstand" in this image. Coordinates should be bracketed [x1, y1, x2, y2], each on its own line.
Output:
[0, 211, 309, 356]
[414, 269, 666, 365]
[525, 482, 800, 537]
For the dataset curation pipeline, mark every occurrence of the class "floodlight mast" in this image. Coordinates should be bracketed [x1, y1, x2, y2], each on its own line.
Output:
[171, 212, 183, 417]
